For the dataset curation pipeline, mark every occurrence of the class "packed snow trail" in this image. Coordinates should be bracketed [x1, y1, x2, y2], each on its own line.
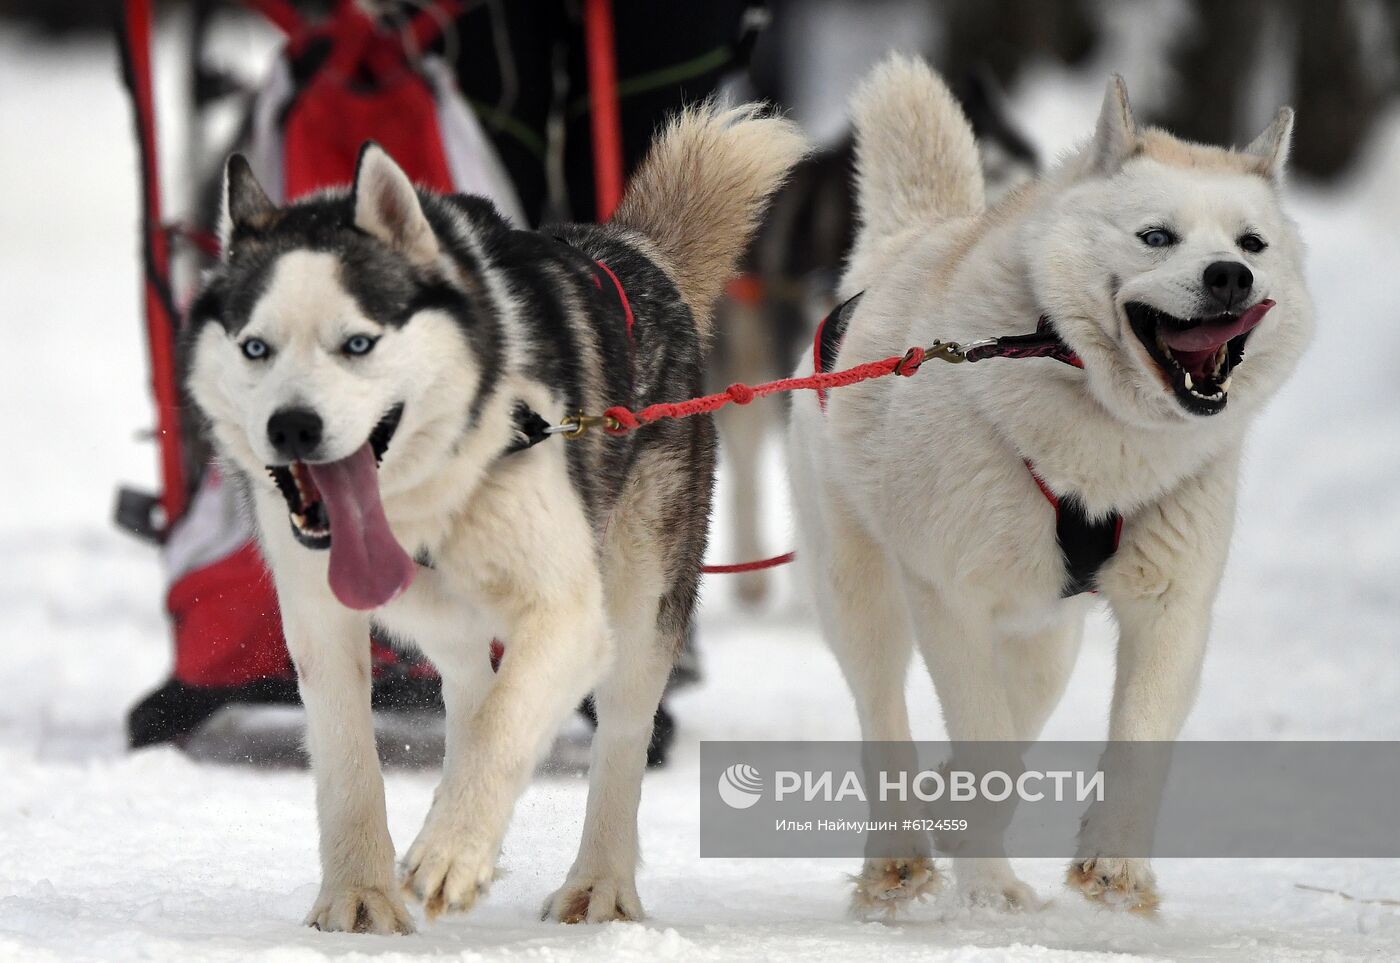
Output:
[2, 28, 1399, 963]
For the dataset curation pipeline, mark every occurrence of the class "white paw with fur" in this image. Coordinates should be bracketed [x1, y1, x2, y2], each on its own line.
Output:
[543, 873, 644, 924]
[1067, 856, 1159, 914]
[305, 883, 415, 934]
[848, 857, 943, 918]
[399, 820, 498, 919]
[956, 859, 1042, 912]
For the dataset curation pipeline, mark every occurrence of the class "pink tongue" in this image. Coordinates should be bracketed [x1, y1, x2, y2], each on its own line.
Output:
[307, 444, 415, 610]
[1159, 299, 1275, 353]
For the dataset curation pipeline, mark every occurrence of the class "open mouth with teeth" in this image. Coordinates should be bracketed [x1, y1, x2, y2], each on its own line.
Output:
[1126, 299, 1274, 415]
[268, 404, 403, 549]
[265, 403, 415, 610]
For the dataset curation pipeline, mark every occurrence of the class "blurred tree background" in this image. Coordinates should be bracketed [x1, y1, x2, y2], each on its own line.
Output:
[5, 0, 1396, 183]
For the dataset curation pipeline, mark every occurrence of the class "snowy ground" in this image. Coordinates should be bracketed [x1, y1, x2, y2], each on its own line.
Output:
[3, 20, 1400, 963]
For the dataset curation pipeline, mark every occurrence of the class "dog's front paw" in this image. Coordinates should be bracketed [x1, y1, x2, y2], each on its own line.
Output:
[542, 874, 644, 924]
[956, 858, 1042, 912]
[305, 883, 415, 934]
[399, 827, 498, 919]
[1066, 857, 1159, 914]
[848, 856, 943, 918]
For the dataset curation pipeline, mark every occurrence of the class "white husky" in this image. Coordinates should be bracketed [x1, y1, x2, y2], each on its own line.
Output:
[787, 56, 1312, 914]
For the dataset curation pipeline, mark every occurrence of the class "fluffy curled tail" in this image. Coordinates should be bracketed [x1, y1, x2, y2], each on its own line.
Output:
[849, 55, 983, 252]
[612, 103, 807, 342]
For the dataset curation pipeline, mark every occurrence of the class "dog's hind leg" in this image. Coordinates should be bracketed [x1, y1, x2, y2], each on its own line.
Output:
[799, 485, 943, 917]
[542, 434, 714, 923]
[543, 581, 678, 923]
[718, 298, 775, 607]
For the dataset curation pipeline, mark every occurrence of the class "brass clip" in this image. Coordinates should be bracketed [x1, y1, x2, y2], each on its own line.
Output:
[925, 340, 968, 364]
[547, 411, 617, 438]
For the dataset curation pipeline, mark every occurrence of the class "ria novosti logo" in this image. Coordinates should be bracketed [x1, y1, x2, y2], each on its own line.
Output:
[715, 762, 1105, 807]
[717, 763, 764, 809]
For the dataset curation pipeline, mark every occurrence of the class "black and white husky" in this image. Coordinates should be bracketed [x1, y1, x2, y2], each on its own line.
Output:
[186, 106, 804, 932]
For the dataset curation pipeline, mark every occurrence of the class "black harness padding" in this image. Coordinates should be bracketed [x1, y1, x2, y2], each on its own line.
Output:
[1049, 491, 1123, 598]
[505, 401, 552, 454]
[816, 292, 862, 374]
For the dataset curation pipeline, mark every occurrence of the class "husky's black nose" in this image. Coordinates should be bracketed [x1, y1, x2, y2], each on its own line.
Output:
[1204, 260, 1253, 310]
[268, 408, 323, 460]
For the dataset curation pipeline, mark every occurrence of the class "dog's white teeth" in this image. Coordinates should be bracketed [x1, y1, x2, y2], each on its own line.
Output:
[1221, 376, 1232, 391]
[290, 465, 309, 503]
[1183, 372, 1193, 390]
[291, 511, 328, 538]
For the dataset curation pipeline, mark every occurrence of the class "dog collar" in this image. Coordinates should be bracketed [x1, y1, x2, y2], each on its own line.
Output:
[964, 314, 1083, 368]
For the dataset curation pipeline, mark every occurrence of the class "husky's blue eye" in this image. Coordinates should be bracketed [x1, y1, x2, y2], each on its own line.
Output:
[241, 337, 270, 360]
[1139, 228, 1177, 249]
[1238, 233, 1267, 254]
[343, 335, 377, 357]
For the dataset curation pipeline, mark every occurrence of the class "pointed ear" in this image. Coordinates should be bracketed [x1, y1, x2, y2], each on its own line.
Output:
[220, 154, 275, 254]
[1083, 75, 1137, 177]
[1245, 107, 1294, 182]
[352, 142, 439, 266]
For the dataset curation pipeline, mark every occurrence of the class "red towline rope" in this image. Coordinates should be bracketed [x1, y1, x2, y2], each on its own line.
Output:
[602, 346, 934, 436]
[557, 279, 1083, 576]
[615, 349, 937, 576]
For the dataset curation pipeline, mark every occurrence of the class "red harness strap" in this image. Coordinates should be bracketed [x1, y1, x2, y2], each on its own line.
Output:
[593, 259, 634, 339]
[1027, 469, 1059, 508]
[596, 262, 790, 576]
[702, 553, 796, 574]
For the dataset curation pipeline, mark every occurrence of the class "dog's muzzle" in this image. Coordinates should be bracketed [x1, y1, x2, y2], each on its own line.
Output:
[1126, 299, 1273, 415]
[266, 403, 404, 549]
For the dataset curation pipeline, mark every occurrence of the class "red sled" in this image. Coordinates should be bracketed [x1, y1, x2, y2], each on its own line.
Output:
[116, 0, 548, 749]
